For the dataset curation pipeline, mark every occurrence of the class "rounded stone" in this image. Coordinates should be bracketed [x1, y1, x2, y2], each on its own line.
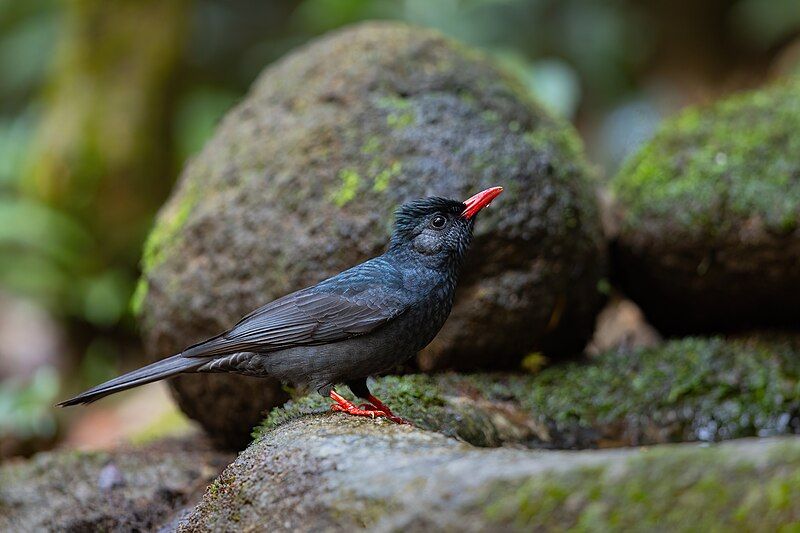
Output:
[611, 80, 800, 333]
[136, 21, 606, 447]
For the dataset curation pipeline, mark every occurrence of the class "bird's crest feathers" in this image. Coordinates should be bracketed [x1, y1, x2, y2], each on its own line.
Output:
[392, 196, 465, 239]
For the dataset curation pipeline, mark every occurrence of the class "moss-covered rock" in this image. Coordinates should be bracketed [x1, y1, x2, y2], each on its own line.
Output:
[612, 80, 800, 333]
[477, 438, 800, 531]
[138, 21, 606, 448]
[0, 438, 232, 531]
[181, 415, 800, 531]
[256, 336, 800, 449]
[255, 374, 551, 448]
[516, 335, 800, 447]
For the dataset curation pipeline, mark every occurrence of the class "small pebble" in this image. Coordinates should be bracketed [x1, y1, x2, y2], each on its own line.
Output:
[98, 463, 125, 490]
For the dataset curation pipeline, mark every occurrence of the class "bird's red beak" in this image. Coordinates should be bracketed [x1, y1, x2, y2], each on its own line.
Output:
[461, 186, 503, 220]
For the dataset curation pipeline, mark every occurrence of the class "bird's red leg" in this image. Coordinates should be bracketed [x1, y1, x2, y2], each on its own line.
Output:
[329, 390, 386, 419]
[363, 394, 411, 425]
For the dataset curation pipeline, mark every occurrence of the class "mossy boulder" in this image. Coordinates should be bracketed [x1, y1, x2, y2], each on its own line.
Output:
[474, 438, 800, 531]
[612, 80, 800, 333]
[180, 415, 800, 531]
[255, 335, 800, 449]
[137, 22, 606, 447]
[0, 438, 232, 531]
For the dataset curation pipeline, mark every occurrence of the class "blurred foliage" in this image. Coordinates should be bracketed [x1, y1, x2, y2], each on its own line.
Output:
[0, 366, 59, 449]
[0, 0, 798, 456]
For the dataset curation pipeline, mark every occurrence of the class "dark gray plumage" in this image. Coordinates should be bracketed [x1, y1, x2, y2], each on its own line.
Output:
[59, 188, 502, 420]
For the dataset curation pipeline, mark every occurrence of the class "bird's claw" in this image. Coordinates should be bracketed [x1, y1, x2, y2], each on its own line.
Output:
[386, 414, 412, 425]
[329, 390, 412, 425]
[330, 402, 386, 419]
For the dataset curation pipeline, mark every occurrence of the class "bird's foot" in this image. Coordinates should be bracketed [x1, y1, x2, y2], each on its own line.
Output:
[328, 390, 412, 425]
[330, 402, 386, 419]
[329, 391, 386, 419]
[356, 403, 408, 424]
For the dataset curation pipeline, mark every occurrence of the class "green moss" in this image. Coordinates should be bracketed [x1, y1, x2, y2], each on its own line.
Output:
[376, 94, 416, 129]
[482, 441, 800, 531]
[140, 183, 200, 275]
[255, 393, 331, 436]
[254, 375, 448, 438]
[360, 136, 381, 155]
[512, 336, 800, 444]
[481, 109, 500, 123]
[386, 111, 415, 129]
[372, 161, 401, 192]
[613, 80, 800, 236]
[129, 277, 148, 316]
[208, 478, 221, 497]
[523, 126, 583, 163]
[376, 95, 412, 110]
[253, 374, 508, 446]
[330, 168, 362, 207]
[133, 176, 204, 315]
[255, 336, 800, 448]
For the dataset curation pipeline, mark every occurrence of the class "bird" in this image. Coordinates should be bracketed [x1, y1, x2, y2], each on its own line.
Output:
[58, 187, 503, 424]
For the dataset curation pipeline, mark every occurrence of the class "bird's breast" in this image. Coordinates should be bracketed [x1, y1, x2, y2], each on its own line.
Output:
[402, 277, 458, 353]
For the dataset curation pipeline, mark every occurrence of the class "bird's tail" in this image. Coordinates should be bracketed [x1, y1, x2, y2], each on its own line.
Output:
[57, 354, 209, 407]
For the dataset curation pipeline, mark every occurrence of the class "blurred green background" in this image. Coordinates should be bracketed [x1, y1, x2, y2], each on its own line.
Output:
[1, 0, 799, 457]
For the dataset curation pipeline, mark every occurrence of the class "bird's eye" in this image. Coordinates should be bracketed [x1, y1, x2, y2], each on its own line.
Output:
[430, 214, 447, 229]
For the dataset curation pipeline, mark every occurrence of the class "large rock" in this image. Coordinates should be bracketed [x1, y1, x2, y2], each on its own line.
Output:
[180, 416, 800, 531]
[256, 335, 800, 449]
[612, 80, 800, 333]
[135, 22, 606, 447]
[0, 438, 232, 531]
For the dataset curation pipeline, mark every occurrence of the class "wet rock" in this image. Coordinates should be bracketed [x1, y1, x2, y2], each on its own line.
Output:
[181, 416, 800, 531]
[257, 335, 800, 450]
[135, 21, 606, 447]
[612, 80, 800, 333]
[0, 437, 232, 532]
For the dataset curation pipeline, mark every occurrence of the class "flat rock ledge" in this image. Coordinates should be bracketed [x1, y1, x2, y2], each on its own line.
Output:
[181, 415, 800, 532]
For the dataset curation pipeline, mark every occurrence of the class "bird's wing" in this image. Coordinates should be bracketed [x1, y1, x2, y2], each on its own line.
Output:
[181, 259, 412, 358]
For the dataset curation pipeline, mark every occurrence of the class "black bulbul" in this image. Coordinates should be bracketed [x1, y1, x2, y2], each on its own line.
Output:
[59, 187, 503, 423]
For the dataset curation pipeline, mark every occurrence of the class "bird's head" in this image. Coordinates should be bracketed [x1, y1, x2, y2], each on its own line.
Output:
[389, 187, 503, 269]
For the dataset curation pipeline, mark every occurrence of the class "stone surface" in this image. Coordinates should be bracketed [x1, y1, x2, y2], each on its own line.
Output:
[135, 21, 606, 447]
[181, 415, 800, 532]
[612, 79, 800, 333]
[256, 335, 800, 450]
[0, 437, 232, 532]
[585, 292, 661, 356]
